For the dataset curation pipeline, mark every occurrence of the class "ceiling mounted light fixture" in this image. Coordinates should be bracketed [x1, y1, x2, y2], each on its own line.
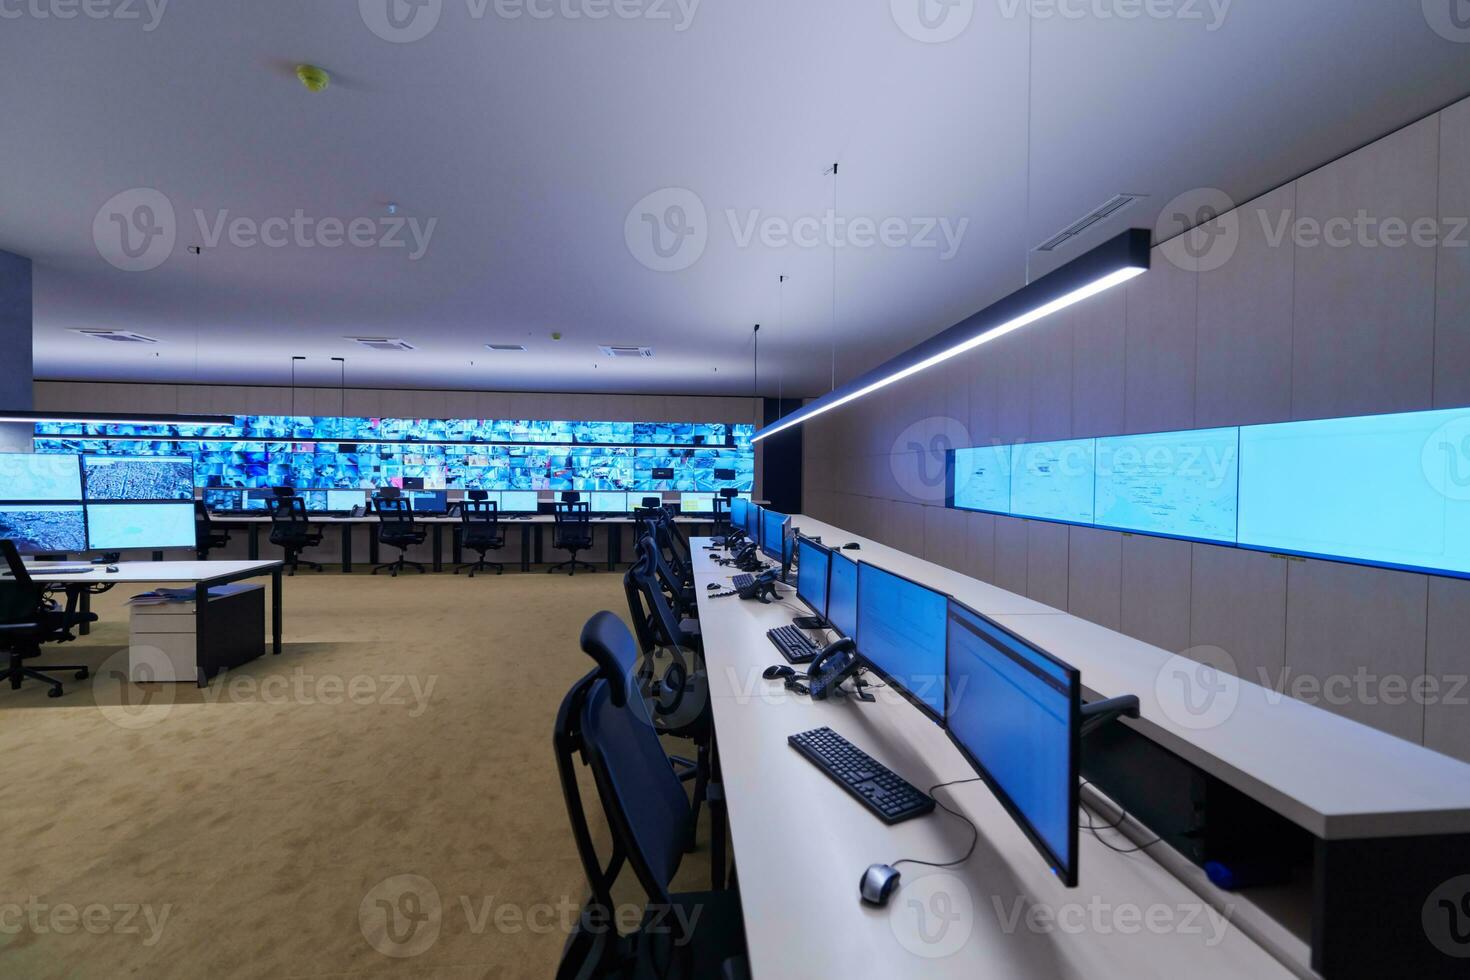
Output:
[752, 228, 1150, 443]
[0, 410, 235, 427]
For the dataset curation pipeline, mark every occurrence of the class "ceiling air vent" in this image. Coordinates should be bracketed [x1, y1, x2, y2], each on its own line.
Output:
[1034, 194, 1145, 253]
[346, 337, 415, 351]
[485, 344, 527, 352]
[598, 345, 654, 359]
[72, 329, 159, 344]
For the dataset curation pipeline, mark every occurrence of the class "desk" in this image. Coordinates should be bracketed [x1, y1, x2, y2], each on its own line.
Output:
[690, 540, 1292, 978]
[22, 560, 285, 684]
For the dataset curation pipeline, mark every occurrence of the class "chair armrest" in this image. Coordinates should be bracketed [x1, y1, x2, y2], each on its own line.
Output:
[0, 622, 41, 631]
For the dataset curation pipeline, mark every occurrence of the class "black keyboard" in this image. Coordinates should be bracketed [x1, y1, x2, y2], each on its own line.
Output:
[767, 625, 819, 664]
[732, 573, 754, 591]
[787, 727, 935, 825]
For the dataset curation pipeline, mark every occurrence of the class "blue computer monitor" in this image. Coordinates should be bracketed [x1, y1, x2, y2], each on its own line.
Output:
[0, 453, 83, 502]
[827, 551, 858, 639]
[0, 504, 87, 553]
[761, 508, 788, 562]
[730, 496, 748, 529]
[856, 562, 949, 722]
[203, 489, 243, 513]
[679, 492, 715, 514]
[946, 599, 1081, 887]
[243, 490, 273, 511]
[499, 491, 539, 513]
[590, 491, 631, 514]
[82, 455, 193, 501]
[325, 489, 366, 512]
[744, 502, 761, 540]
[86, 502, 195, 550]
[403, 490, 448, 514]
[795, 536, 830, 618]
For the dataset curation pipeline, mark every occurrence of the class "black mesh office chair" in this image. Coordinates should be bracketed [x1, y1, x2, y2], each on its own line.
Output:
[0, 540, 96, 698]
[553, 612, 745, 979]
[714, 488, 738, 540]
[638, 532, 698, 622]
[454, 499, 504, 577]
[373, 496, 427, 576]
[194, 499, 231, 560]
[549, 501, 596, 575]
[267, 496, 323, 575]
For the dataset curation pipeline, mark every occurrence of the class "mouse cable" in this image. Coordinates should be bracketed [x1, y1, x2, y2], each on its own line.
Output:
[890, 778, 984, 872]
[1078, 782, 1165, 854]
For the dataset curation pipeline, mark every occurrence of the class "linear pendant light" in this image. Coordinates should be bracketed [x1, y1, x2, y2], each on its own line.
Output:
[0, 410, 236, 427]
[752, 228, 1151, 442]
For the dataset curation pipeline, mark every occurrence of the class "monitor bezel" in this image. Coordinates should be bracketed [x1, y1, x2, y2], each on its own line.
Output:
[795, 533, 830, 617]
[853, 560, 949, 726]
[944, 597, 1082, 888]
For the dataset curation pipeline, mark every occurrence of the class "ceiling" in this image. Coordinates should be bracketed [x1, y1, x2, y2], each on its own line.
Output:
[3, 2, 1469, 398]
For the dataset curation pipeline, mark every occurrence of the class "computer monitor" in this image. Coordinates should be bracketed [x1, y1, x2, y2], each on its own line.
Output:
[86, 502, 195, 550]
[590, 491, 631, 514]
[0, 504, 87, 553]
[827, 551, 858, 639]
[679, 492, 715, 515]
[203, 489, 243, 513]
[82, 455, 193, 501]
[325, 489, 367, 513]
[499, 491, 539, 513]
[795, 536, 830, 620]
[745, 503, 762, 540]
[761, 508, 788, 562]
[0, 453, 82, 502]
[243, 490, 273, 511]
[730, 496, 749, 530]
[855, 562, 949, 722]
[946, 599, 1081, 887]
[403, 490, 448, 514]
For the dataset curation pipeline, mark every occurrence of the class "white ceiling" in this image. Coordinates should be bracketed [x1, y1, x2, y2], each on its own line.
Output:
[2, 2, 1468, 397]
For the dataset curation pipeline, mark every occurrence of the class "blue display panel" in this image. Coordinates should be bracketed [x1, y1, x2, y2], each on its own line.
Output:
[0, 505, 87, 553]
[34, 417, 756, 495]
[946, 601, 1078, 886]
[86, 503, 195, 550]
[1238, 409, 1470, 574]
[950, 445, 1012, 514]
[402, 491, 448, 514]
[729, 496, 748, 529]
[856, 563, 948, 720]
[796, 537, 830, 617]
[1011, 440, 1095, 523]
[827, 552, 858, 639]
[0, 453, 82, 502]
[761, 508, 788, 562]
[203, 489, 242, 512]
[498, 491, 540, 513]
[82, 455, 193, 501]
[590, 491, 631, 513]
[1095, 428, 1239, 542]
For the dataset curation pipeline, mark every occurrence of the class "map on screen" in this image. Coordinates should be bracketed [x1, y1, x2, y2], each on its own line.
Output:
[950, 445, 1011, 514]
[1095, 428, 1239, 542]
[0, 453, 82, 502]
[1011, 440, 1095, 523]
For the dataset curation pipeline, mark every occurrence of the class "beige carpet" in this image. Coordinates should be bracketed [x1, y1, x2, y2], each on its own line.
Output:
[0, 571, 716, 979]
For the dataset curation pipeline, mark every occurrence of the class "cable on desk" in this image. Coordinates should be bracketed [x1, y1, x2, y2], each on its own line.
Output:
[1078, 781, 1166, 854]
[889, 777, 983, 872]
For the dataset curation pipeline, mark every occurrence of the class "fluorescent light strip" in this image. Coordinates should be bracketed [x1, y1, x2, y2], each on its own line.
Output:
[752, 264, 1145, 443]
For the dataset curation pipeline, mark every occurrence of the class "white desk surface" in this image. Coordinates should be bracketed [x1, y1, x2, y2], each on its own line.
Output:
[18, 559, 283, 584]
[217, 513, 710, 524]
[692, 542, 1291, 980]
[780, 516, 1470, 840]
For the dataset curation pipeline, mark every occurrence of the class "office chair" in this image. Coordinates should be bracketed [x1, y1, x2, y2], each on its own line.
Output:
[548, 501, 596, 575]
[553, 612, 745, 980]
[0, 540, 96, 698]
[373, 497, 427, 576]
[194, 499, 231, 560]
[454, 499, 504, 577]
[713, 489, 737, 540]
[637, 533, 697, 622]
[267, 496, 323, 575]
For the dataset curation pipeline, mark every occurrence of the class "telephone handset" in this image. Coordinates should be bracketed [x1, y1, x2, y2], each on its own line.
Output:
[737, 569, 780, 603]
[807, 637, 862, 701]
[730, 541, 758, 565]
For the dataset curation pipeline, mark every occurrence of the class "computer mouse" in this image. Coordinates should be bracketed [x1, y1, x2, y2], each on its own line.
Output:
[842, 542, 861, 550]
[706, 583, 720, 590]
[106, 565, 119, 573]
[859, 864, 901, 906]
[762, 664, 795, 681]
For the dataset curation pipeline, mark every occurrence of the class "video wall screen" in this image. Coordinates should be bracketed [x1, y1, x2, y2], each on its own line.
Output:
[0, 504, 87, 554]
[85, 502, 195, 551]
[0, 452, 83, 502]
[82, 455, 193, 501]
[34, 416, 755, 496]
[946, 407, 1470, 579]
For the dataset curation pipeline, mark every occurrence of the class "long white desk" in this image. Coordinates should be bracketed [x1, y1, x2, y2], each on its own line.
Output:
[692, 540, 1293, 980]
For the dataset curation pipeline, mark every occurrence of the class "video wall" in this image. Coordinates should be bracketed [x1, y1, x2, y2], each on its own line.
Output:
[948, 406, 1470, 579]
[0, 452, 194, 554]
[32, 416, 755, 494]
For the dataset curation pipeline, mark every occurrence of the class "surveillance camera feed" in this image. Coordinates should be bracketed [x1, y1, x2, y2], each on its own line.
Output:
[0, 505, 88, 554]
[82, 455, 194, 501]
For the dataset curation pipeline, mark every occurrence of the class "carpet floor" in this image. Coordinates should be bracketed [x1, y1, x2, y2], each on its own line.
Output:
[0, 571, 716, 979]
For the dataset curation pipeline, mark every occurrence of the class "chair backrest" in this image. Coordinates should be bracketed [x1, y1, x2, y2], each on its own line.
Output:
[460, 499, 501, 544]
[622, 559, 662, 655]
[375, 495, 416, 530]
[0, 539, 43, 626]
[554, 501, 591, 541]
[630, 549, 691, 653]
[636, 533, 696, 622]
[267, 495, 310, 529]
[574, 611, 690, 901]
[272, 486, 296, 499]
